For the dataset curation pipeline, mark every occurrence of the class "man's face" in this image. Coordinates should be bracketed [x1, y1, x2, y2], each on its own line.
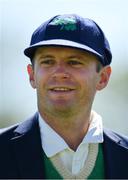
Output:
[27, 46, 111, 116]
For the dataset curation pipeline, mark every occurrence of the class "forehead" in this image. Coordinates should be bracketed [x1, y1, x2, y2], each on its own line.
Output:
[34, 46, 98, 59]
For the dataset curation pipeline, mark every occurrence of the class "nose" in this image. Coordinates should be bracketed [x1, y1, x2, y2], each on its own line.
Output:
[52, 64, 70, 80]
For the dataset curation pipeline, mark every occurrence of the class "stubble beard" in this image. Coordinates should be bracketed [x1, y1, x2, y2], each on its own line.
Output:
[38, 98, 77, 120]
[38, 94, 94, 125]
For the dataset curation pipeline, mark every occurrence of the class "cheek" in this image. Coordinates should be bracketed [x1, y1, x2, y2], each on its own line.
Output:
[75, 70, 92, 85]
[34, 68, 52, 92]
[78, 71, 98, 93]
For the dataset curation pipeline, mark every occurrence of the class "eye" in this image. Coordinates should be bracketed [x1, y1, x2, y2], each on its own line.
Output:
[68, 60, 83, 66]
[40, 59, 55, 66]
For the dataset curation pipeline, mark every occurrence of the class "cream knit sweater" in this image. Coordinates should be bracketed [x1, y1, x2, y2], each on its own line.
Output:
[50, 143, 98, 179]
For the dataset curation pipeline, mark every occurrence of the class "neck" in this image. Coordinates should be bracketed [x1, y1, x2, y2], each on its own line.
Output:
[39, 108, 91, 151]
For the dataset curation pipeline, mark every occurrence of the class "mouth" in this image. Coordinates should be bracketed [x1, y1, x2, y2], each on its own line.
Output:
[48, 87, 75, 92]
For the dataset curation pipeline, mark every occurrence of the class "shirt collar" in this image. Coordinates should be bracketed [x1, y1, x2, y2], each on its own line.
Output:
[38, 110, 103, 157]
[82, 110, 103, 144]
[38, 114, 68, 157]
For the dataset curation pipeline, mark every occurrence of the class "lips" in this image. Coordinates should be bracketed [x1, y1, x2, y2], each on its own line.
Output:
[48, 86, 75, 92]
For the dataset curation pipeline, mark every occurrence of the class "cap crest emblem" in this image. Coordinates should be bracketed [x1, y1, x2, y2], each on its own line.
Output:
[49, 16, 77, 31]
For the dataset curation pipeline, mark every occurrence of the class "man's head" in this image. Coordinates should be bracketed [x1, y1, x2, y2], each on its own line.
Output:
[24, 14, 112, 119]
[24, 14, 112, 67]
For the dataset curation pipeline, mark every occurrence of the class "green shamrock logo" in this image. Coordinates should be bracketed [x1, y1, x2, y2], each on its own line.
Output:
[50, 16, 77, 31]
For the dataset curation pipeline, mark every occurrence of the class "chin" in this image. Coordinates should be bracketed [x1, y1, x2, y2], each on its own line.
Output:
[49, 99, 74, 111]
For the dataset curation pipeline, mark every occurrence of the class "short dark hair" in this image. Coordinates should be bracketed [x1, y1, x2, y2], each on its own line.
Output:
[96, 61, 103, 72]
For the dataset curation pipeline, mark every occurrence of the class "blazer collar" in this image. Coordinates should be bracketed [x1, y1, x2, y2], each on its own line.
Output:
[103, 128, 128, 147]
[13, 112, 39, 135]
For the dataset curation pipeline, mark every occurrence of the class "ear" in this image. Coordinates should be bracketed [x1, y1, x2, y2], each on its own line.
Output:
[27, 64, 36, 89]
[96, 66, 112, 91]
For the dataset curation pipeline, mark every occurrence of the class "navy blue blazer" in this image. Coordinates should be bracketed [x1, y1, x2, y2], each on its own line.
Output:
[0, 113, 128, 179]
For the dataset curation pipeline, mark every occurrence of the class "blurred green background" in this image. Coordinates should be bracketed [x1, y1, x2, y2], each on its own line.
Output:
[0, 0, 128, 135]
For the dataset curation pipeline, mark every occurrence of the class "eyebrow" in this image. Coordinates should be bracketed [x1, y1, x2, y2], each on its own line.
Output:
[35, 52, 87, 62]
[37, 55, 55, 59]
[67, 55, 82, 59]
[37, 54, 82, 59]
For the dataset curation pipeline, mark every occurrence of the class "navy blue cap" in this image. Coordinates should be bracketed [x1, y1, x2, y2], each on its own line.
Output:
[24, 14, 112, 66]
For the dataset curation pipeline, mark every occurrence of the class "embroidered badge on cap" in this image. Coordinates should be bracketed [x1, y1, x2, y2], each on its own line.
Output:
[49, 16, 77, 31]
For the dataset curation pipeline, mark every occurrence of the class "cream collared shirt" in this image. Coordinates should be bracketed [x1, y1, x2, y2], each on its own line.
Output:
[38, 111, 103, 175]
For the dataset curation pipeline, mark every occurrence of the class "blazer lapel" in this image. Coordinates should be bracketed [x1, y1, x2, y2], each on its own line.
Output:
[10, 113, 45, 179]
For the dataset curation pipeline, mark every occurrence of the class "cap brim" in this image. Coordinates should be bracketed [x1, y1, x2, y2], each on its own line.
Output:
[24, 39, 103, 59]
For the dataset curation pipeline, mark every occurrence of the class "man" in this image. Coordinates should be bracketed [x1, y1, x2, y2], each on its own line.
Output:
[0, 14, 128, 179]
